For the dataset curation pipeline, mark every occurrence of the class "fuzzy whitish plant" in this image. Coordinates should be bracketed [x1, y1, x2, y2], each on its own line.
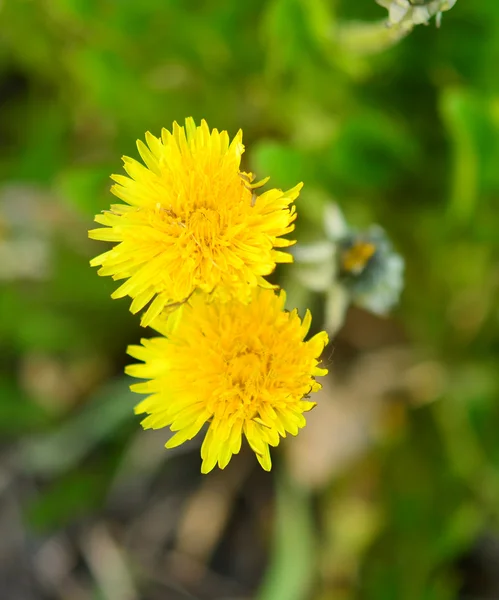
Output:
[293, 204, 404, 334]
[377, 0, 457, 28]
[336, 0, 457, 54]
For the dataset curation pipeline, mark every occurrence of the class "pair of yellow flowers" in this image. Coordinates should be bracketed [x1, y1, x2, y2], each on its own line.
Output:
[89, 118, 328, 473]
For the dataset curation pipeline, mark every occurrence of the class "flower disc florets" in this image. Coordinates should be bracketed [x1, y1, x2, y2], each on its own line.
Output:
[126, 288, 329, 473]
[89, 118, 301, 326]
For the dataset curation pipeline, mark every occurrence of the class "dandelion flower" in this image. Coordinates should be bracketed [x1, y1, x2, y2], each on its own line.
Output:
[89, 118, 302, 326]
[126, 288, 328, 473]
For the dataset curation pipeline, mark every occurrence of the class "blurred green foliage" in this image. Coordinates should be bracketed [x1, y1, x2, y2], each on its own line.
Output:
[1, 1, 498, 599]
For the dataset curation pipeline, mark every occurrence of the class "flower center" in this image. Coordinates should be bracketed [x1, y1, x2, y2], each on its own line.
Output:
[229, 351, 262, 387]
[340, 241, 376, 275]
[223, 349, 268, 418]
[188, 208, 223, 246]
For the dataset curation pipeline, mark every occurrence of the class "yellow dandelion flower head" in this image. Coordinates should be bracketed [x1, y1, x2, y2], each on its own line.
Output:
[126, 288, 329, 473]
[89, 118, 302, 326]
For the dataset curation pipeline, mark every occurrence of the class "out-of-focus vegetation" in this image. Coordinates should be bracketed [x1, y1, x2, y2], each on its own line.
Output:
[0, 1, 498, 599]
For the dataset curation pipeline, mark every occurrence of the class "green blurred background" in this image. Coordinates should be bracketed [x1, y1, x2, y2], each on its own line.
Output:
[1, 1, 498, 599]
